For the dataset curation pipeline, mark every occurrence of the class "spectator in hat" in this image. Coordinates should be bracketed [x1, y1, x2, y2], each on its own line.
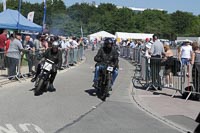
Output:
[178, 41, 193, 77]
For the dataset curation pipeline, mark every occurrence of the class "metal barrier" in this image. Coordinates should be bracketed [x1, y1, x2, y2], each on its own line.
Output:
[184, 62, 200, 101]
[130, 47, 200, 101]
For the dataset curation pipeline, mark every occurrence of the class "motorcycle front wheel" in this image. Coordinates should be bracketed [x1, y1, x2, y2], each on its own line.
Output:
[34, 78, 44, 96]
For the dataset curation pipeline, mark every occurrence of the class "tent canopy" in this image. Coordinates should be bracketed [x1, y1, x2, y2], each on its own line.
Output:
[115, 32, 153, 40]
[0, 9, 42, 32]
[88, 31, 115, 39]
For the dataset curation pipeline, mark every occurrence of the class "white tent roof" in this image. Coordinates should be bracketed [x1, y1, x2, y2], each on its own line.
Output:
[115, 32, 153, 40]
[88, 31, 115, 38]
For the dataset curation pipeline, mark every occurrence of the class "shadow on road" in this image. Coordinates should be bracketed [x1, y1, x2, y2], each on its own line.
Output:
[85, 88, 97, 96]
[29, 88, 35, 91]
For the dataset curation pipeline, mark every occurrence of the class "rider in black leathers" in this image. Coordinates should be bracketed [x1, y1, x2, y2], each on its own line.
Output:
[93, 38, 119, 89]
[31, 41, 62, 91]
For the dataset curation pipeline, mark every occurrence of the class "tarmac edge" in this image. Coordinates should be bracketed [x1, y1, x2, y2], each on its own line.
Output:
[128, 82, 192, 133]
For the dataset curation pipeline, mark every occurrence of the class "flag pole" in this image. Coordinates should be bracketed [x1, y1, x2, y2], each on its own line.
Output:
[3, 0, 6, 11]
[81, 24, 83, 38]
[17, 0, 22, 30]
[42, 0, 47, 33]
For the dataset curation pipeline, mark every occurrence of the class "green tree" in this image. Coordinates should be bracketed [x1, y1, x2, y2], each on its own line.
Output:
[1, 1, 200, 38]
[171, 11, 194, 36]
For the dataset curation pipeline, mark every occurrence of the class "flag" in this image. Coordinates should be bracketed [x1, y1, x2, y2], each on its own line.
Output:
[43, 0, 47, 31]
[3, 0, 6, 11]
[27, 11, 34, 22]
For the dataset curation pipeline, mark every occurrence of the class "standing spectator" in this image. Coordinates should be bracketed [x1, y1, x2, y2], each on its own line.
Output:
[130, 40, 136, 49]
[41, 37, 48, 50]
[5, 34, 14, 54]
[122, 40, 127, 57]
[78, 38, 84, 60]
[178, 41, 193, 77]
[150, 34, 165, 90]
[141, 38, 150, 51]
[163, 45, 174, 87]
[72, 36, 79, 64]
[68, 38, 74, 66]
[33, 34, 41, 71]
[24, 35, 35, 76]
[191, 42, 200, 99]
[4, 34, 14, 68]
[60, 37, 69, 68]
[6, 33, 24, 78]
[0, 29, 8, 70]
[65, 38, 71, 68]
[145, 42, 152, 81]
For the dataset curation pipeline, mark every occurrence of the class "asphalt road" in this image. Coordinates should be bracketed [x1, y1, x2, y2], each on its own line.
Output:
[0, 50, 182, 133]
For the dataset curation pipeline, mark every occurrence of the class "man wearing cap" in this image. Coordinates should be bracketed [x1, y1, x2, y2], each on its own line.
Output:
[6, 33, 24, 79]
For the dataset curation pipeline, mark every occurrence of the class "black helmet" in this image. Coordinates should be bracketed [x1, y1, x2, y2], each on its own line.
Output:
[104, 38, 113, 46]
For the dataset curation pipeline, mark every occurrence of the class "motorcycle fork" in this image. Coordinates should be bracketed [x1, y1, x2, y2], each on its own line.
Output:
[107, 72, 112, 88]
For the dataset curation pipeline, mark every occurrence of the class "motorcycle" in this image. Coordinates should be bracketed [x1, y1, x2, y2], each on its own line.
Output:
[96, 65, 113, 101]
[34, 59, 55, 96]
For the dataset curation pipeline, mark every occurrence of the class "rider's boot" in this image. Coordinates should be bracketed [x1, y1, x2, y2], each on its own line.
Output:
[92, 81, 98, 88]
[48, 83, 56, 92]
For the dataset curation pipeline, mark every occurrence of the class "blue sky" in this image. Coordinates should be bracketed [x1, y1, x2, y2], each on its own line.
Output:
[1, 0, 200, 15]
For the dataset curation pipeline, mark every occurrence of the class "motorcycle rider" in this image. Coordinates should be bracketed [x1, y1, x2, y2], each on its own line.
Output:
[93, 37, 119, 90]
[31, 41, 62, 91]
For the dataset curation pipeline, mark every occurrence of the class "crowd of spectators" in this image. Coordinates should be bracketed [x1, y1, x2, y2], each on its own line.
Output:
[0, 29, 87, 80]
[118, 34, 200, 98]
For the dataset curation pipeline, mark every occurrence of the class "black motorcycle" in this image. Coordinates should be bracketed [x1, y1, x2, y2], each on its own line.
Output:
[96, 65, 113, 101]
[34, 59, 54, 96]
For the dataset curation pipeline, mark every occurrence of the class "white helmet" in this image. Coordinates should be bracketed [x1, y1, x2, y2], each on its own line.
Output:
[52, 41, 59, 48]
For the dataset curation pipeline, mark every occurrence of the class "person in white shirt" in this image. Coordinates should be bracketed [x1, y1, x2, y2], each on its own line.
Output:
[145, 42, 152, 81]
[72, 37, 79, 64]
[60, 38, 68, 68]
[178, 41, 193, 77]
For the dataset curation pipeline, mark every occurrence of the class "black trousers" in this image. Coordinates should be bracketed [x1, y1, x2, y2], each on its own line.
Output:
[7, 57, 19, 77]
[150, 56, 161, 86]
[0, 48, 5, 68]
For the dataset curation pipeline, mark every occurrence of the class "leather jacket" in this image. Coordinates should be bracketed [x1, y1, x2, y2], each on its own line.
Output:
[94, 47, 119, 69]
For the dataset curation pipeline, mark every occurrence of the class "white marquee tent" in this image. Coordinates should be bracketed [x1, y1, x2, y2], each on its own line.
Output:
[88, 31, 115, 40]
[115, 32, 154, 40]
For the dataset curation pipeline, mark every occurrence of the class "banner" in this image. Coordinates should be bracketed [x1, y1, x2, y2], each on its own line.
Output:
[3, 0, 6, 11]
[27, 11, 34, 22]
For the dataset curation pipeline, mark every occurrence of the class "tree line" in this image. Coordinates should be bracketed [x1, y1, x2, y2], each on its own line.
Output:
[0, 0, 200, 40]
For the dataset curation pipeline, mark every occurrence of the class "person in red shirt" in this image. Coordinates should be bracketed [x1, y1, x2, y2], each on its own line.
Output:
[0, 29, 8, 70]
